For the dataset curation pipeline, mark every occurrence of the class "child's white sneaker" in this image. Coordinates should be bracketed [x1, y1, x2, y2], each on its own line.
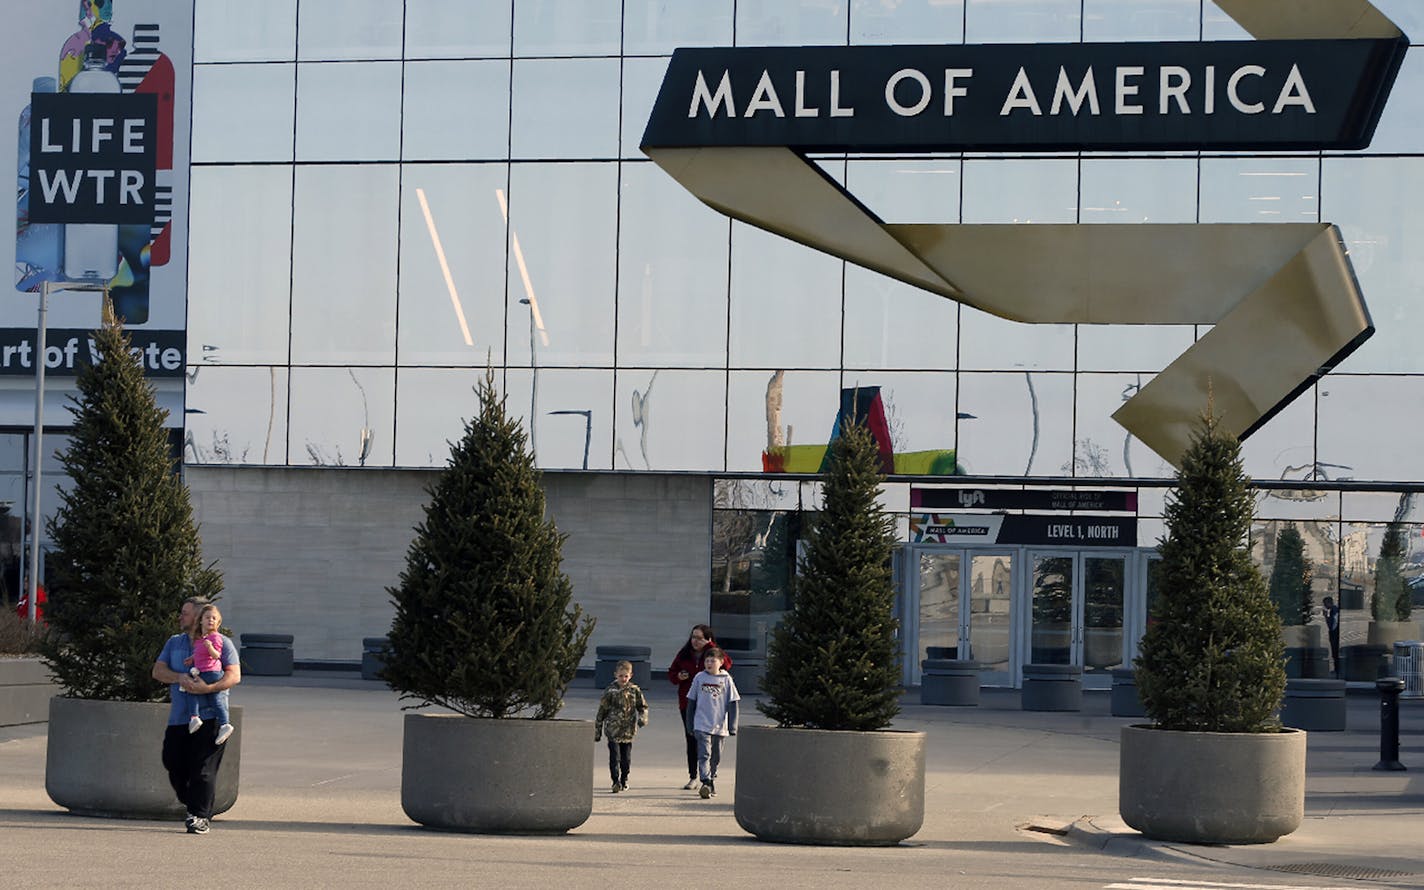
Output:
[214, 724, 234, 746]
[187, 715, 203, 734]
[188, 667, 200, 678]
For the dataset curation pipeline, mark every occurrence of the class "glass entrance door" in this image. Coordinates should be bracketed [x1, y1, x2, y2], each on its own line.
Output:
[1027, 550, 1130, 689]
[908, 547, 1016, 686]
[966, 552, 1014, 686]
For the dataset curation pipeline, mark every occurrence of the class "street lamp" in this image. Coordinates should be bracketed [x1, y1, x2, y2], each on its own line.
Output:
[27, 279, 109, 622]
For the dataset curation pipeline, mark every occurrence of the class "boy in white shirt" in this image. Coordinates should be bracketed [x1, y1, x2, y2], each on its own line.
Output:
[684, 647, 740, 798]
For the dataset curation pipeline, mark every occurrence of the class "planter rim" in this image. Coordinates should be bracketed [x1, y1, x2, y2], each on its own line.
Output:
[1125, 723, 1304, 737]
[742, 724, 925, 737]
[404, 711, 592, 723]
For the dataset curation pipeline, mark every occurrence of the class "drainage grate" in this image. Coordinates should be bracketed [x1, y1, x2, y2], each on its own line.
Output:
[1267, 862, 1417, 880]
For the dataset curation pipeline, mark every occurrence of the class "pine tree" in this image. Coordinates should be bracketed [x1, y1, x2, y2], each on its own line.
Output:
[759, 417, 900, 731]
[1134, 409, 1285, 733]
[1373, 523, 1407, 622]
[40, 304, 222, 701]
[1267, 523, 1312, 627]
[382, 369, 593, 718]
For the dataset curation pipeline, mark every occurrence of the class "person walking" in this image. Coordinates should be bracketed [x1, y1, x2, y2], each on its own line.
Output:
[151, 596, 240, 834]
[667, 624, 731, 790]
[594, 659, 649, 792]
[684, 647, 739, 799]
[1323, 595, 1341, 678]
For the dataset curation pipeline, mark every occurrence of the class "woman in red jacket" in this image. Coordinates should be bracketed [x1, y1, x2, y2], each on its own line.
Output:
[667, 624, 732, 789]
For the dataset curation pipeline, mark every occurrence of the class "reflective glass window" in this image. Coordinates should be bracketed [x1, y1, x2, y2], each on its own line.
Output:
[624, 1, 735, 55]
[187, 166, 293, 365]
[711, 507, 799, 657]
[728, 223, 842, 369]
[510, 59, 621, 160]
[195, 0, 296, 62]
[1072, 373, 1175, 479]
[503, 368, 614, 470]
[955, 371, 1074, 476]
[1239, 388, 1318, 485]
[1254, 490, 1340, 523]
[613, 369, 727, 471]
[1079, 158, 1196, 224]
[405, 0, 513, 58]
[297, 0, 403, 60]
[1249, 519, 1338, 632]
[842, 371, 959, 467]
[1200, 158, 1318, 224]
[961, 159, 1077, 223]
[398, 164, 510, 366]
[965, 0, 1080, 43]
[288, 367, 395, 467]
[192, 64, 296, 163]
[1339, 522, 1424, 636]
[394, 368, 488, 467]
[726, 370, 842, 473]
[1082, 0, 1199, 41]
[402, 61, 511, 161]
[715, 478, 802, 512]
[1341, 492, 1424, 524]
[1318, 375, 1424, 482]
[290, 165, 400, 364]
[296, 62, 402, 161]
[958, 308, 1074, 372]
[617, 162, 729, 368]
[513, 0, 622, 56]
[850, 0, 965, 45]
[1200, 5, 1250, 40]
[184, 366, 289, 465]
[621, 57, 670, 159]
[736, 0, 849, 46]
[1334, 53, 1424, 156]
[842, 265, 958, 371]
[505, 163, 618, 367]
[845, 159, 960, 225]
[1076, 325, 1193, 374]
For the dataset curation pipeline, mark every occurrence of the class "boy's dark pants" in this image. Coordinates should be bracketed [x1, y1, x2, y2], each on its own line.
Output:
[162, 722, 226, 818]
[606, 739, 632, 784]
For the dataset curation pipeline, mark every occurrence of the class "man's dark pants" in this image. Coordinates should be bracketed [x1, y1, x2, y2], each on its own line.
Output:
[162, 722, 226, 818]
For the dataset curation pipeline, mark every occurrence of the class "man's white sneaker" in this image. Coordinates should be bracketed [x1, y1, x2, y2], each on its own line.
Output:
[187, 817, 210, 835]
[214, 723, 234, 745]
[187, 716, 202, 734]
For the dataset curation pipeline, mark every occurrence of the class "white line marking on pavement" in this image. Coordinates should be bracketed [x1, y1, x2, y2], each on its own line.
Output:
[1106, 878, 1361, 890]
[312, 773, 356, 786]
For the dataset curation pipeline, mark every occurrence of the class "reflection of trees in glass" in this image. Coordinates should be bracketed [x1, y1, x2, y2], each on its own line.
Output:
[1085, 558, 1124, 628]
[1374, 522, 1408, 621]
[710, 507, 801, 652]
[1268, 523, 1312, 627]
[1032, 556, 1072, 624]
[1063, 439, 1112, 477]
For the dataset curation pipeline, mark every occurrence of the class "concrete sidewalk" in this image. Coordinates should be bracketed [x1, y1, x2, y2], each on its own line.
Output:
[0, 673, 1420, 888]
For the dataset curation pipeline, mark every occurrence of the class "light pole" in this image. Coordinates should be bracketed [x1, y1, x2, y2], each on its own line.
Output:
[519, 297, 538, 458]
[27, 279, 108, 622]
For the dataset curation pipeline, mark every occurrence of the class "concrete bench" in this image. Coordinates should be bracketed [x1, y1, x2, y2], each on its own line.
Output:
[1280, 678, 1347, 731]
[593, 645, 652, 688]
[0, 658, 55, 726]
[240, 633, 294, 676]
[724, 650, 765, 696]
[920, 659, 980, 706]
[361, 636, 389, 681]
[1021, 663, 1082, 712]
[1110, 668, 1146, 718]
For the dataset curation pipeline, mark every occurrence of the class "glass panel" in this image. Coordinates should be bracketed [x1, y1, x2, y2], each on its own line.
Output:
[1254, 518, 1341, 677]
[1072, 373, 1176, 479]
[844, 371, 958, 472]
[965, 0, 1080, 43]
[1254, 488, 1340, 522]
[711, 508, 797, 657]
[736, 0, 849, 46]
[503, 368, 613, 470]
[1340, 520, 1424, 645]
[1238, 386, 1318, 484]
[191, 64, 295, 163]
[962, 159, 1078, 224]
[402, 61, 511, 161]
[297, 0, 403, 60]
[715, 479, 801, 511]
[956, 372, 1074, 476]
[959, 309, 1074, 371]
[621, 57, 670, 159]
[187, 166, 293, 365]
[1082, 0, 1199, 41]
[1342, 491, 1424, 524]
[728, 223, 842, 369]
[1318, 376, 1423, 481]
[1200, 157, 1318, 224]
[613, 369, 727, 472]
[1083, 555, 1125, 675]
[1079, 158, 1197, 224]
[845, 158, 960, 225]
[195, 0, 297, 62]
[851, 0, 965, 45]
[296, 62, 402, 161]
[918, 551, 962, 659]
[504, 163, 618, 366]
[1374, 0, 1424, 42]
[405, 0, 512, 58]
[726, 370, 841, 473]
[624, 1, 735, 55]
[393, 367, 487, 468]
[184, 366, 289, 465]
[843, 266, 958, 371]
[968, 553, 1013, 680]
[510, 59, 621, 160]
[1031, 554, 1074, 665]
[1077, 327, 1194, 374]
[616, 162, 729, 368]
[1200, 4, 1251, 40]
[1145, 556, 1165, 623]
[397, 163, 509, 366]
[290, 165, 400, 364]
[1335, 53, 1424, 156]
[512, 0, 622, 56]
[288, 367, 395, 467]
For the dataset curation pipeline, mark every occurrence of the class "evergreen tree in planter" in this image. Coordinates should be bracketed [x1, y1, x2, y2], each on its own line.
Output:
[759, 417, 900, 731]
[1268, 523, 1312, 628]
[1134, 410, 1285, 732]
[41, 304, 222, 701]
[1373, 522, 1407, 622]
[383, 369, 593, 718]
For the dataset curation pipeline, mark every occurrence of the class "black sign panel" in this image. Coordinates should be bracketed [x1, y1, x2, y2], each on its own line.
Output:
[29, 92, 158, 224]
[912, 488, 1137, 512]
[642, 38, 1406, 152]
[915, 514, 1137, 546]
[0, 328, 185, 378]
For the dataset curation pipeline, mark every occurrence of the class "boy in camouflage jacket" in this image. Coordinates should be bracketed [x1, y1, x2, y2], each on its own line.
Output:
[595, 660, 650, 793]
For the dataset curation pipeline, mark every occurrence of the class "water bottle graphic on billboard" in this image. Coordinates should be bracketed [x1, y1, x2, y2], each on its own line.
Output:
[16, 0, 175, 325]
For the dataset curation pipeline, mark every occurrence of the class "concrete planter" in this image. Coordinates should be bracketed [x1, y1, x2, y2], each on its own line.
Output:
[734, 724, 925, 846]
[401, 713, 592, 833]
[46, 697, 241, 819]
[0, 657, 57, 726]
[1368, 620, 1421, 647]
[1119, 724, 1304, 844]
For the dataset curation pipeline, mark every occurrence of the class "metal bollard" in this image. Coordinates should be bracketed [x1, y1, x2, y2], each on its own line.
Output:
[1372, 677, 1407, 772]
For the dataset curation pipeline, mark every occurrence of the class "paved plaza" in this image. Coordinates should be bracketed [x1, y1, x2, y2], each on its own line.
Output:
[0, 673, 1420, 888]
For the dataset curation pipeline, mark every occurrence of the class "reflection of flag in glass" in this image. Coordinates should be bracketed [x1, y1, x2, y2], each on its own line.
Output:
[821, 386, 894, 474]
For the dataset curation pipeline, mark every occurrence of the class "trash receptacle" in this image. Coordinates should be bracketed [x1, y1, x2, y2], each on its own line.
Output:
[1393, 640, 1422, 699]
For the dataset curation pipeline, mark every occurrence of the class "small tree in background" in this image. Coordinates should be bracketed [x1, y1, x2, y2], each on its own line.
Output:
[1373, 523, 1408, 622]
[1268, 523, 1313, 627]
[383, 369, 593, 718]
[759, 418, 900, 731]
[1134, 408, 1285, 733]
[41, 304, 222, 701]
